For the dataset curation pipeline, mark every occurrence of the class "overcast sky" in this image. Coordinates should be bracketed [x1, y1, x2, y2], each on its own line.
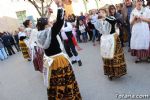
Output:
[0, 0, 123, 18]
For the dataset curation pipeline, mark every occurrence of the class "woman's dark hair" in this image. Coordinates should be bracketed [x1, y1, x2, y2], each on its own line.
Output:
[23, 20, 30, 28]
[108, 5, 116, 16]
[36, 18, 48, 31]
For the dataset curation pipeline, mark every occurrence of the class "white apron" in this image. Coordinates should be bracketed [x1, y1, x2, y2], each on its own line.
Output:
[100, 34, 115, 59]
[130, 8, 150, 50]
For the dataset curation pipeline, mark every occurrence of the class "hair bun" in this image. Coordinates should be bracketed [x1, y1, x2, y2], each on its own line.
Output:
[37, 18, 48, 25]
[36, 18, 48, 31]
[23, 20, 30, 28]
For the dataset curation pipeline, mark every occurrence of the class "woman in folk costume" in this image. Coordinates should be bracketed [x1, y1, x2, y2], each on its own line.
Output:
[23, 20, 32, 38]
[130, 0, 150, 63]
[108, 5, 124, 47]
[146, 1, 150, 29]
[61, 20, 82, 66]
[36, 1, 82, 99]
[95, 8, 127, 80]
[23, 19, 44, 72]
[18, 26, 31, 61]
[23, 20, 34, 59]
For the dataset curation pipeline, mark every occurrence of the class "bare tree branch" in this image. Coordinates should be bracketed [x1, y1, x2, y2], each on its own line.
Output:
[25, 0, 54, 17]
[27, 0, 42, 16]
[44, 0, 53, 17]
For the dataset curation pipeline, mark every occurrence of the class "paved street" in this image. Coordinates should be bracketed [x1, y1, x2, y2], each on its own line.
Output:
[0, 42, 150, 100]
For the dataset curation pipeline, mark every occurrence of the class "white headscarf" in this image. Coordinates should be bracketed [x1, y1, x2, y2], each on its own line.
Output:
[95, 19, 112, 35]
[36, 28, 51, 49]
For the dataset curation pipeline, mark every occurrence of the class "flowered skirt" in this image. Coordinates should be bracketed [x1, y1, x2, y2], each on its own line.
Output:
[33, 46, 44, 73]
[19, 40, 30, 59]
[47, 55, 82, 100]
[103, 36, 127, 78]
[131, 43, 150, 58]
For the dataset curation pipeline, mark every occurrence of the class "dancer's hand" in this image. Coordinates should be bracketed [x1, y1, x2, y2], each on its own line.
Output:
[76, 45, 82, 51]
[48, 7, 53, 14]
[139, 16, 146, 22]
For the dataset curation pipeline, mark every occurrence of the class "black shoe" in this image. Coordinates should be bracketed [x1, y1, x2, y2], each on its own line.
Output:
[96, 39, 100, 41]
[72, 61, 77, 64]
[27, 58, 31, 61]
[108, 76, 113, 81]
[128, 48, 131, 52]
[78, 60, 82, 66]
[135, 58, 141, 63]
[147, 57, 150, 63]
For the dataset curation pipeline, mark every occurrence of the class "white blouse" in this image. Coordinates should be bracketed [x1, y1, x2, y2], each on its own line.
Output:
[130, 7, 150, 50]
[18, 32, 26, 39]
[79, 24, 86, 33]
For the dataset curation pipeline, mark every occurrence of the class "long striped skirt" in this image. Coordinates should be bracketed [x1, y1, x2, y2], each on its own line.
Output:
[103, 36, 127, 78]
[19, 40, 30, 59]
[47, 55, 82, 100]
[33, 46, 44, 73]
[131, 44, 150, 58]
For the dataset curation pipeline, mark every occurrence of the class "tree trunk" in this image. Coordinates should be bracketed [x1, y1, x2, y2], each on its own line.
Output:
[95, 0, 99, 9]
[83, 0, 88, 13]
[41, 0, 44, 17]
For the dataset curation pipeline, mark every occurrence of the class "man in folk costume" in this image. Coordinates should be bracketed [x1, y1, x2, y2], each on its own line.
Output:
[36, 0, 82, 99]
[95, 8, 127, 80]
[61, 17, 82, 66]
[130, 0, 150, 63]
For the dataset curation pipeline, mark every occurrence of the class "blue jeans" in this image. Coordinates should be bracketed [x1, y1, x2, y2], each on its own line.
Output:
[76, 29, 82, 42]
[0, 48, 8, 60]
[127, 25, 131, 47]
[82, 32, 88, 42]
[92, 29, 97, 43]
[125, 23, 131, 48]
[119, 28, 124, 47]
